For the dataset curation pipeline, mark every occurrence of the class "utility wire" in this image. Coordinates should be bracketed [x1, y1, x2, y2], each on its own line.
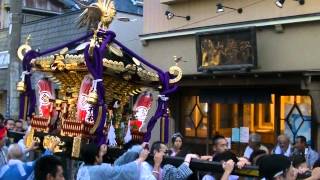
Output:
[171, 0, 267, 31]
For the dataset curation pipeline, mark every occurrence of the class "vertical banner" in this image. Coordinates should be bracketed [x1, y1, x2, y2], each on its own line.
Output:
[37, 79, 54, 118]
[131, 91, 153, 132]
[77, 74, 93, 123]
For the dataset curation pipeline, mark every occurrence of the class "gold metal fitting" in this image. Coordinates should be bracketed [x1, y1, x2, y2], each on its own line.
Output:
[51, 54, 66, 71]
[17, 80, 26, 92]
[87, 91, 98, 104]
[17, 34, 32, 61]
[72, 92, 79, 98]
[43, 135, 65, 153]
[55, 99, 63, 110]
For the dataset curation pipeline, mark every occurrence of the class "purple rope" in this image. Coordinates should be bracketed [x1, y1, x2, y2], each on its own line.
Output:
[39, 33, 93, 56]
[28, 90, 36, 117]
[111, 31, 180, 143]
[19, 51, 40, 120]
[112, 39, 165, 83]
[143, 100, 165, 142]
[83, 32, 116, 145]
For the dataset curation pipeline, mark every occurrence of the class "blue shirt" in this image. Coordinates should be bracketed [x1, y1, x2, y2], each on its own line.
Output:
[0, 160, 34, 180]
[77, 145, 143, 180]
[0, 150, 53, 180]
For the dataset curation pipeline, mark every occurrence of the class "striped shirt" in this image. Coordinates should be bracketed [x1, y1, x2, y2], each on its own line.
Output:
[0, 147, 8, 169]
[140, 162, 193, 180]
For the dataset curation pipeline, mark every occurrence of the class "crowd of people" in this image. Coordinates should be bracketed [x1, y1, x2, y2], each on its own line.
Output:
[1, 112, 320, 180]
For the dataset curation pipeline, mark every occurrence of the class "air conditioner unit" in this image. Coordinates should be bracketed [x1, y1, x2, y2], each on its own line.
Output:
[3, 0, 11, 9]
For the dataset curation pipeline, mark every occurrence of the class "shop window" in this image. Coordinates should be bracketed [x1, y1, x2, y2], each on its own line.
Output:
[180, 94, 312, 152]
[181, 95, 275, 144]
[182, 96, 208, 138]
[280, 96, 311, 144]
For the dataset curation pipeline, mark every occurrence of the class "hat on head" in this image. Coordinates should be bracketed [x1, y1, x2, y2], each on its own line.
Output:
[259, 154, 291, 179]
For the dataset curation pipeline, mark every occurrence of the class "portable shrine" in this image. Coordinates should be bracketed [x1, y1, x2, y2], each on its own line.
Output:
[16, 0, 182, 158]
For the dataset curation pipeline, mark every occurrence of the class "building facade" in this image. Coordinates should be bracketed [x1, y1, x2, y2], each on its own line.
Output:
[141, 0, 320, 154]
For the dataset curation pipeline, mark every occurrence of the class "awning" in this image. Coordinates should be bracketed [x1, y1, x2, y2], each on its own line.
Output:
[199, 89, 271, 104]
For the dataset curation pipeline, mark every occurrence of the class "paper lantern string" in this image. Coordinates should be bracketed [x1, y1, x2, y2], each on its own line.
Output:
[124, 120, 132, 143]
[107, 120, 117, 146]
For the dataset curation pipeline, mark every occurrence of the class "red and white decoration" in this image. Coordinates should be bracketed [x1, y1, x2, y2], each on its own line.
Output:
[77, 74, 93, 123]
[37, 79, 54, 118]
[131, 91, 153, 131]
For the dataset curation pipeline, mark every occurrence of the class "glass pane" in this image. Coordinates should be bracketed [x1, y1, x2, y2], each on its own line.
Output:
[182, 96, 197, 137]
[182, 96, 196, 115]
[298, 103, 311, 117]
[298, 121, 312, 145]
[281, 96, 294, 119]
[282, 95, 312, 144]
[254, 105, 259, 126]
[220, 104, 233, 128]
[199, 102, 208, 116]
[285, 120, 312, 145]
[286, 109, 304, 135]
[263, 104, 271, 123]
[243, 104, 252, 127]
[280, 119, 285, 133]
[197, 116, 208, 138]
[284, 125, 294, 144]
[185, 116, 195, 137]
[191, 104, 203, 128]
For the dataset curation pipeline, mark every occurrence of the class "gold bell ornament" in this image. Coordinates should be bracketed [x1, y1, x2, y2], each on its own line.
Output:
[17, 71, 31, 92]
[17, 81, 26, 92]
[87, 91, 98, 105]
[87, 79, 103, 105]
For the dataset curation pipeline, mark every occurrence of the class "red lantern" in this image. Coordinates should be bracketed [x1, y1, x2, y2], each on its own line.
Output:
[132, 91, 153, 130]
[37, 79, 54, 118]
[77, 75, 93, 123]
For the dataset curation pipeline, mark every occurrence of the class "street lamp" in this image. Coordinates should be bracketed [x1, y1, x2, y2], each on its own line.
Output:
[165, 11, 191, 21]
[275, 0, 305, 8]
[275, 0, 285, 8]
[216, 3, 243, 14]
[297, 0, 305, 5]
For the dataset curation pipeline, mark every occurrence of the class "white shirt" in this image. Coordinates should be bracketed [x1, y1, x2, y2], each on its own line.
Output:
[273, 144, 292, 157]
[139, 162, 158, 180]
[243, 145, 269, 159]
[202, 174, 239, 180]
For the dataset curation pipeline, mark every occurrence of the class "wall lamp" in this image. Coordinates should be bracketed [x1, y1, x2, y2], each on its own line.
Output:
[275, 0, 305, 8]
[165, 11, 191, 21]
[216, 3, 243, 14]
[275, 0, 285, 8]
